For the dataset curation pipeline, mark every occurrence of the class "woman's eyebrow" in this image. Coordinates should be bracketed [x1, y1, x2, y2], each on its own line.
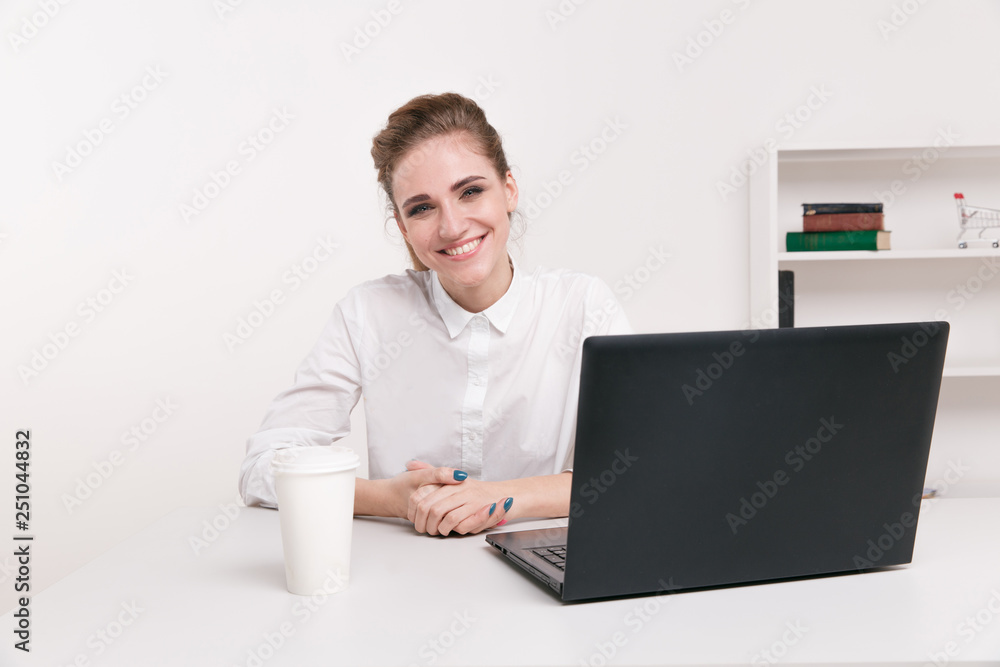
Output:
[400, 175, 486, 211]
[451, 175, 485, 191]
[400, 193, 429, 211]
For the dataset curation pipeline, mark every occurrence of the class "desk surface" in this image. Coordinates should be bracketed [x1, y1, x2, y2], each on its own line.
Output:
[3, 498, 999, 666]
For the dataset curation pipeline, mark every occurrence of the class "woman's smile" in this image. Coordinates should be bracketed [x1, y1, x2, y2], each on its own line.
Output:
[440, 234, 485, 257]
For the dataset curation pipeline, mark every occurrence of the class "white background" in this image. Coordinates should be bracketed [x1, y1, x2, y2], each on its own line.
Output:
[2, 0, 999, 604]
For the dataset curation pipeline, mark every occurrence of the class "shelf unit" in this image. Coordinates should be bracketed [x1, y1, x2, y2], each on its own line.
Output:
[749, 142, 1000, 377]
[777, 248, 1000, 262]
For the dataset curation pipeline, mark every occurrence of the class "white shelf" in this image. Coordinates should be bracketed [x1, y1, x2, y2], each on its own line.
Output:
[779, 248, 1000, 262]
[943, 366, 1000, 378]
[749, 142, 1000, 379]
[774, 143, 1000, 163]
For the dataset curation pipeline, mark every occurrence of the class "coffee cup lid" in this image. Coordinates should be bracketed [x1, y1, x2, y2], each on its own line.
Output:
[271, 446, 360, 474]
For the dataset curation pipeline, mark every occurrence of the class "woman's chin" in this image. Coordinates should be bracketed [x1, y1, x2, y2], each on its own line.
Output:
[437, 256, 511, 295]
[440, 268, 491, 290]
[431, 253, 489, 281]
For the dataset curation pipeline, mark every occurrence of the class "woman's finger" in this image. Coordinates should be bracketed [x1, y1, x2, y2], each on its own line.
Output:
[411, 483, 463, 534]
[453, 496, 513, 535]
[409, 465, 469, 488]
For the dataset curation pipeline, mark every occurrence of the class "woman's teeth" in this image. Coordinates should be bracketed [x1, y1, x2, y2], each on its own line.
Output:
[443, 236, 482, 256]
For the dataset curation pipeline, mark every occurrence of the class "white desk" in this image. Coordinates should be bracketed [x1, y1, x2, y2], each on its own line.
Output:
[3, 499, 999, 666]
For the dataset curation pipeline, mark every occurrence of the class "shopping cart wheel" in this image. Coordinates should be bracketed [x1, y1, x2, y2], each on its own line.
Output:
[959, 241, 968, 249]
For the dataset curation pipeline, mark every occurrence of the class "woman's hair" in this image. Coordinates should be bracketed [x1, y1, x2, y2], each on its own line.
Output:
[371, 92, 512, 271]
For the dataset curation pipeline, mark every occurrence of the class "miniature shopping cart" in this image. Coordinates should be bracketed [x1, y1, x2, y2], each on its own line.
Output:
[954, 193, 1000, 248]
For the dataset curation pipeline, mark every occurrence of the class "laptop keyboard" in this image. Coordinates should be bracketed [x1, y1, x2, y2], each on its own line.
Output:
[531, 545, 567, 570]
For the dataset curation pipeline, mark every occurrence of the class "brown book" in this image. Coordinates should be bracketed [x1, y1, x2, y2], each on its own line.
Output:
[803, 212, 884, 232]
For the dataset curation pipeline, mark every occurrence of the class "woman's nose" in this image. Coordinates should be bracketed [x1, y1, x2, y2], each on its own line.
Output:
[437, 202, 467, 239]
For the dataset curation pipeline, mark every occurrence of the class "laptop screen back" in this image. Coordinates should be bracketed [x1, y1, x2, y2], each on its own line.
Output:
[562, 322, 948, 601]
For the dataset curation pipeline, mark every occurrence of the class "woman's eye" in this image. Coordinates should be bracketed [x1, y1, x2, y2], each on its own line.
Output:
[462, 186, 483, 198]
[408, 204, 430, 217]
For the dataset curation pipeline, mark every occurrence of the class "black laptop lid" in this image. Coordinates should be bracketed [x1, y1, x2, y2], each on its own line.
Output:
[563, 322, 948, 601]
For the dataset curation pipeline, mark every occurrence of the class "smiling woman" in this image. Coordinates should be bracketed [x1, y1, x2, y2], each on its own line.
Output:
[239, 92, 632, 537]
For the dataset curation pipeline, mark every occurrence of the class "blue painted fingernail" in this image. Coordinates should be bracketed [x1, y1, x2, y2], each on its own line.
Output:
[503, 497, 513, 512]
[489, 502, 497, 516]
[453, 470, 468, 481]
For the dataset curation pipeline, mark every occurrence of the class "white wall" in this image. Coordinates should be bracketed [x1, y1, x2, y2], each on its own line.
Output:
[3, 0, 999, 602]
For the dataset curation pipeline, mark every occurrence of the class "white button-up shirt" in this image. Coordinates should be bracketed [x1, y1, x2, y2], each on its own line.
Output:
[239, 261, 632, 508]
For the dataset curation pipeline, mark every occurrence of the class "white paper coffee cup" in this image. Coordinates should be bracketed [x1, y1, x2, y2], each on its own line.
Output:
[272, 446, 360, 596]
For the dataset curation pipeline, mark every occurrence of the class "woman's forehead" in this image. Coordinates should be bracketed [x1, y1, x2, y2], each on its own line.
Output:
[393, 134, 493, 190]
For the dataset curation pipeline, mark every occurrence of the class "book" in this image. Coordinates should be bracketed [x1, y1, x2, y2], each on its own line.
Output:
[803, 212, 884, 232]
[803, 203, 883, 215]
[786, 231, 891, 252]
[778, 270, 794, 328]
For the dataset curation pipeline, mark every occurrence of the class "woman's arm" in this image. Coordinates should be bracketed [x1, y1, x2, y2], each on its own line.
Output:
[353, 465, 469, 519]
[240, 302, 363, 508]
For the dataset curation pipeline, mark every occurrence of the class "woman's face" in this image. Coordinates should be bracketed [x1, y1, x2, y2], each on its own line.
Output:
[392, 133, 518, 311]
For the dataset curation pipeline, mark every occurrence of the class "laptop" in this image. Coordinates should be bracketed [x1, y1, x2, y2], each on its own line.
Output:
[486, 322, 949, 602]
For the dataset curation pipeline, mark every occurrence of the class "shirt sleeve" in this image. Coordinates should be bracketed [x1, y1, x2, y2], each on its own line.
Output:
[238, 299, 364, 507]
[560, 277, 634, 473]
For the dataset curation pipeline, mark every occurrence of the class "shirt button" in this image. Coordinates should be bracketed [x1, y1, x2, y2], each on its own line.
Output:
[469, 433, 477, 442]
[473, 377, 481, 386]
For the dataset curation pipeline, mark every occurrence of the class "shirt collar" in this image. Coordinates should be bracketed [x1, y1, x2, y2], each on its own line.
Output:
[430, 255, 522, 339]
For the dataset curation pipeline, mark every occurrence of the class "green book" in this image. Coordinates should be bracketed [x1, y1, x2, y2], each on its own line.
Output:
[786, 230, 891, 252]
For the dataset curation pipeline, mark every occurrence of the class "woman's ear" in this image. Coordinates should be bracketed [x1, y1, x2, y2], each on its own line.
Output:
[504, 170, 519, 213]
[394, 210, 408, 241]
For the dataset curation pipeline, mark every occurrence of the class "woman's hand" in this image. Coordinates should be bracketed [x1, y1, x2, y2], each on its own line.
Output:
[356, 463, 569, 537]
[361, 461, 468, 520]
[405, 460, 512, 537]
